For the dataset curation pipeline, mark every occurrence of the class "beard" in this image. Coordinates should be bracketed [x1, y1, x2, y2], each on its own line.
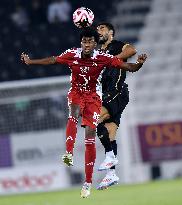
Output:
[98, 35, 108, 44]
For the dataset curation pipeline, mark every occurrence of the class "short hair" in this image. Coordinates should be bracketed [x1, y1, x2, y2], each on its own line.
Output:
[97, 22, 115, 36]
[80, 27, 100, 44]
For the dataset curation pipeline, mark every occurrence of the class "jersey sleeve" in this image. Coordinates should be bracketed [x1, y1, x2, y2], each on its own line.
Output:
[120, 42, 127, 51]
[106, 55, 124, 68]
[55, 49, 73, 65]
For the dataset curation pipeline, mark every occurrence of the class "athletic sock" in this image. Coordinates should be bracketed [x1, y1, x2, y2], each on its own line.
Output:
[65, 116, 78, 154]
[110, 140, 117, 170]
[85, 137, 96, 183]
[111, 140, 117, 156]
[97, 124, 113, 152]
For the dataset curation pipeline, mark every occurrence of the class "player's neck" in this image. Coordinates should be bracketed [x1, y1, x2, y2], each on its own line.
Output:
[101, 36, 113, 50]
[81, 51, 93, 59]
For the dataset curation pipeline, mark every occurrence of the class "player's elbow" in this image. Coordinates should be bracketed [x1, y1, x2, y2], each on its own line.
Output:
[126, 47, 137, 58]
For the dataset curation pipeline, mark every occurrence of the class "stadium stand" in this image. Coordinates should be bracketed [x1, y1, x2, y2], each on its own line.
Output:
[129, 0, 182, 124]
[111, 0, 153, 43]
[0, 0, 115, 82]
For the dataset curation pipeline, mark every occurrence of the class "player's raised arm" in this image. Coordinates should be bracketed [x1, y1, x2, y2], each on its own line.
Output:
[117, 54, 147, 72]
[117, 44, 137, 60]
[21, 53, 56, 65]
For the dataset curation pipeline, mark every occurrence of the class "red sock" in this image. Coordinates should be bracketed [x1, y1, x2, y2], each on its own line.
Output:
[85, 137, 96, 183]
[66, 116, 78, 154]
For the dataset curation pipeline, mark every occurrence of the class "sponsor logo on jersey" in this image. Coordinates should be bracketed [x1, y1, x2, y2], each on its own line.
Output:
[80, 66, 90, 73]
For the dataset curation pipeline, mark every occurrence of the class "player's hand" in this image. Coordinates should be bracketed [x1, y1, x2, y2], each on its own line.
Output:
[137, 54, 147, 64]
[21, 52, 31, 65]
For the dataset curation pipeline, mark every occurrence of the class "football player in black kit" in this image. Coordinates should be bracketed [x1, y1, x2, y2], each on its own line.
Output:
[96, 23, 137, 189]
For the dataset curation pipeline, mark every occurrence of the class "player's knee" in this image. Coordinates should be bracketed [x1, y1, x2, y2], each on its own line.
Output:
[99, 114, 110, 123]
[69, 104, 80, 118]
[108, 129, 117, 140]
[69, 112, 79, 120]
[105, 123, 118, 139]
[109, 135, 116, 141]
[103, 113, 110, 121]
[97, 123, 109, 139]
[85, 126, 96, 137]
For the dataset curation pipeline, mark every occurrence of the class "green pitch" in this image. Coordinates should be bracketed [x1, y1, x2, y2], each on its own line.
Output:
[0, 179, 182, 205]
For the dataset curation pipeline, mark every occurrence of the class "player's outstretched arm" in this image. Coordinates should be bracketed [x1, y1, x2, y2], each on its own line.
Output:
[119, 54, 147, 72]
[21, 53, 56, 65]
[116, 44, 137, 60]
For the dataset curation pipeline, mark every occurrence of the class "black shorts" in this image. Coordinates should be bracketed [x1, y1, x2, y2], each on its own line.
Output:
[102, 83, 129, 127]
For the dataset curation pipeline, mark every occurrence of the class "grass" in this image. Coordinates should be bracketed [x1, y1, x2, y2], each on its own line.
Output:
[0, 179, 182, 205]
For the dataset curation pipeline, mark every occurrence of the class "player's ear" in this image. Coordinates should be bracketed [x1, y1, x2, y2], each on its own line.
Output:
[94, 42, 97, 48]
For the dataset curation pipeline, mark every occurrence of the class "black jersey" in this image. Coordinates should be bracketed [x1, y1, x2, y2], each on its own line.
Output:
[100, 40, 127, 93]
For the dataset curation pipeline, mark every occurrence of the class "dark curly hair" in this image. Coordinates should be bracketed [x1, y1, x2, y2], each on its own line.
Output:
[97, 22, 115, 36]
[80, 27, 100, 44]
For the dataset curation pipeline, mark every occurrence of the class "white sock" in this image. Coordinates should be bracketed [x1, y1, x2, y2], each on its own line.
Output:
[106, 150, 115, 158]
